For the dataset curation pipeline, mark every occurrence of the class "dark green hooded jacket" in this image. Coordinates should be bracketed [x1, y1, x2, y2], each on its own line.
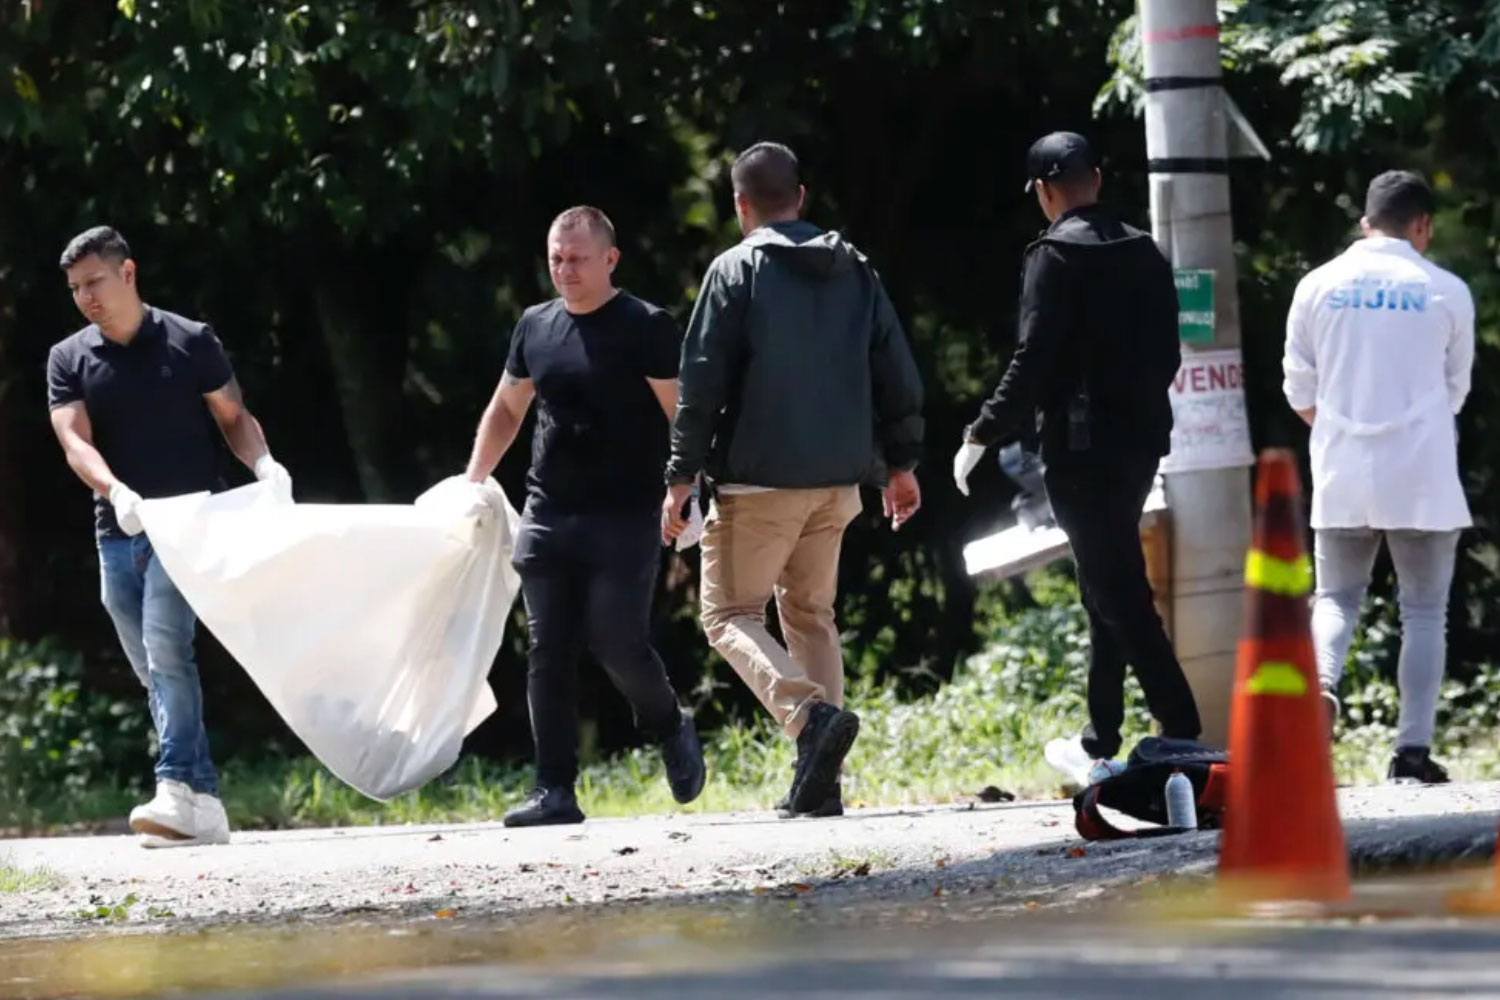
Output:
[666, 220, 924, 488]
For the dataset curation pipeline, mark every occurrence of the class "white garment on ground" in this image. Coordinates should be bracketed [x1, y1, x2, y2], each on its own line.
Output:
[1282, 236, 1475, 530]
[136, 476, 522, 801]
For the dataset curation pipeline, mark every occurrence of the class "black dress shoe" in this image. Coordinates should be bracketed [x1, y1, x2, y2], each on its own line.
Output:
[503, 786, 585, 828]
[661, 712, 706, 805]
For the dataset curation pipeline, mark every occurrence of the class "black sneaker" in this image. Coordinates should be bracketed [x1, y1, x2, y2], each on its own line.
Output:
[1388, 746, 1450, 785]
[777, 782, 844, 819]
[788, 702, 860, 815]
[503, 786, 585, 828]
[660, 712, 705, 805]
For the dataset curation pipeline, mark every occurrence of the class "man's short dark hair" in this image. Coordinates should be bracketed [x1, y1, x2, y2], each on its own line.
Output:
[1365, 171, 1435, 232]
[59, 226, 131, 270]
[550, 205, 616, 247]
[1043, 163, 1100, 201]
[731, 142, 801, 216]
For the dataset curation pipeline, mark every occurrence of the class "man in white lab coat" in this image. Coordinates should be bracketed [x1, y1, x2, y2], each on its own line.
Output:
[1282, 170, 1475, 784]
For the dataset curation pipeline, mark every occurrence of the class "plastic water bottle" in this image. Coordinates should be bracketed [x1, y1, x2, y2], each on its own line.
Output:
[1165, 771, 1197, 830]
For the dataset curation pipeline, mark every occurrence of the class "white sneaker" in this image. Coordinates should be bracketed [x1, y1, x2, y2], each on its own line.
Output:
[190, 790, 231, 846]
[131, 782, 232, 848]
[129, 780, 197, 843]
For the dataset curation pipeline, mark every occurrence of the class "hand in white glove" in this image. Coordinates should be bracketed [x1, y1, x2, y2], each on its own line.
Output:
[108, 482, 145, 537]
[254, 453, 294, 503]
[674, 497, 706, 552]
[460, 478, 495, 522]
[953, 441, 987, 497]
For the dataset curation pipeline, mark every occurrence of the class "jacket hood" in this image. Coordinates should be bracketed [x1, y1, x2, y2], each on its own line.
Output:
[742, 220, 858, 277]
[1034, 204, 1155, 251]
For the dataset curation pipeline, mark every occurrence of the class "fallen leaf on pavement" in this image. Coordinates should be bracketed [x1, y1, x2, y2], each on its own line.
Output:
[1067, 847, 1087, 859]
[433, 909, 457, 919]
[614, 846, 639, 856]
[792, 883, 812, 893]
[428, 834, 444, 843]
[667, 832, 691, 842]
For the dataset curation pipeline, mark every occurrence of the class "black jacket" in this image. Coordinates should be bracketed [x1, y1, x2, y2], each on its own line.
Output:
[967, 204, 1180, 462]
[666, 220, 925, 488]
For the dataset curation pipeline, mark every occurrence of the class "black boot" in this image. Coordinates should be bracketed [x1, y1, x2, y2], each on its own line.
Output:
[788, 702, 860, 815]
[777, 781, 844, 819]
[660, 712, 706, 805]
[1388, 746, 1450, 785]
[503, 786, 586, 828]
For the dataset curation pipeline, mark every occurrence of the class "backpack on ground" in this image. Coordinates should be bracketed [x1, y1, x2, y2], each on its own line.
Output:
[1072, 736, 1229, 840]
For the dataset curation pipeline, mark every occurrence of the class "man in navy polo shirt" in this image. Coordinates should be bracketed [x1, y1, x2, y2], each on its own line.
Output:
[46, 226, 292, 847]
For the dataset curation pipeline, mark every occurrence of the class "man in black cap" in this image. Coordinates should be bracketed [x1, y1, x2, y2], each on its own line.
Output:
[954, 131, 1202, 780]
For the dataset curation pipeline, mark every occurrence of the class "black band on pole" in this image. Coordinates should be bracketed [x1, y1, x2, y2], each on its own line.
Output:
[1147, 157, 1231, 174]
[1144, 76, 1222, 92]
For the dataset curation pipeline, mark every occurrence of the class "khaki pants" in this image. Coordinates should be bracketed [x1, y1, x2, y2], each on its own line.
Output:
[700, 487, 862, 738]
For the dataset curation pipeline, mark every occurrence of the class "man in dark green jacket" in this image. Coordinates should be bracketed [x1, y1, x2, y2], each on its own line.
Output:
[662, 141, 924, 818]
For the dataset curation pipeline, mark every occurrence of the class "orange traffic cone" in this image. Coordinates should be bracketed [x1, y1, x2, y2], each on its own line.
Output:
[1219, 449, 1350, 903]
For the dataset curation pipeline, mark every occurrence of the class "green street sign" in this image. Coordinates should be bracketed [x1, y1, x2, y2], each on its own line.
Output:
[1175, 269, 1216, 344]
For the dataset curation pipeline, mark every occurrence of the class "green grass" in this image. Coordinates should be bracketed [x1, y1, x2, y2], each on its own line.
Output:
[6, 582, 1500, 833]
[14, 650, 1499, 835]
[0, 854, 63, 892]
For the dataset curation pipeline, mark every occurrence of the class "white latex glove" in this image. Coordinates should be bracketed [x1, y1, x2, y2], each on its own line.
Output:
[254, 453, 294, 504]
[108, 482, 145, 537]
[459, 477, 496, 523]
[952, 441, 986, 497]
[674, 498, 706, 552]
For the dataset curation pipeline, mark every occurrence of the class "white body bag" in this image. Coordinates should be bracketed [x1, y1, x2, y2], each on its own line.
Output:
[136, 476, 521, 801]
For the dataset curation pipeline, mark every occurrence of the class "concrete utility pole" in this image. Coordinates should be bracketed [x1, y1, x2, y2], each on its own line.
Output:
[1139, 0, 1256, 747]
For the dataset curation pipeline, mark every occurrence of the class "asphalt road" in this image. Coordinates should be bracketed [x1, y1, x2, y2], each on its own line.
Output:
[2, 782, 1496, 942]
[2, 782, 1496, 998]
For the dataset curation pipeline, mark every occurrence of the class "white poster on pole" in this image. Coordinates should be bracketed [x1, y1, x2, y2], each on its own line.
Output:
[1159, 348, 1254, 473]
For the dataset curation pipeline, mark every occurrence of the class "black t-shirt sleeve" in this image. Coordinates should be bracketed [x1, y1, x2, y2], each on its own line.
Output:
[46, 343, 82, 410]
[640, 308, 681, 380]
[188, 325, 235, 394]
[504, 315, 530, 380]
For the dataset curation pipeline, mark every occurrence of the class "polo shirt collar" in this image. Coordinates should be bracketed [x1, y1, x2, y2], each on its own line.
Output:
[91, 305, 161, 349]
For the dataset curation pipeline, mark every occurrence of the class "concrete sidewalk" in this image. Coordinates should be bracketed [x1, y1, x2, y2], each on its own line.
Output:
[2, 782, 1496, 941]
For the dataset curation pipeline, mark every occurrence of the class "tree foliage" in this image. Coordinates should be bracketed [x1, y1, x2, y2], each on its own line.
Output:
[1, 0, 1496, 769]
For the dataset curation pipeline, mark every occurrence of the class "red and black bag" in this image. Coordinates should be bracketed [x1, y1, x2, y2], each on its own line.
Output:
[1072, 736, 1229, 841]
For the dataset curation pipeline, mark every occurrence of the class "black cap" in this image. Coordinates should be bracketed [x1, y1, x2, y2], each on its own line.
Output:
[1024, 132, 1096, 192]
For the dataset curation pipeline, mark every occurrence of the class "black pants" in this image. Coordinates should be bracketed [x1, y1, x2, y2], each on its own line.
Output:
[513, 505, 681, 789]
[1044, 453, 1202, 759]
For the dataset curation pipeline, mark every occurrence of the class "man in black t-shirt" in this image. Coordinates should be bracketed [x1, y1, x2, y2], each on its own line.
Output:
[46, 226, 292, 847]
[465, 206, 705, 827]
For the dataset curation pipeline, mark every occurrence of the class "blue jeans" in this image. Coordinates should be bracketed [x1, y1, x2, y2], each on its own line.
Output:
[98, 535, 218, 796]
